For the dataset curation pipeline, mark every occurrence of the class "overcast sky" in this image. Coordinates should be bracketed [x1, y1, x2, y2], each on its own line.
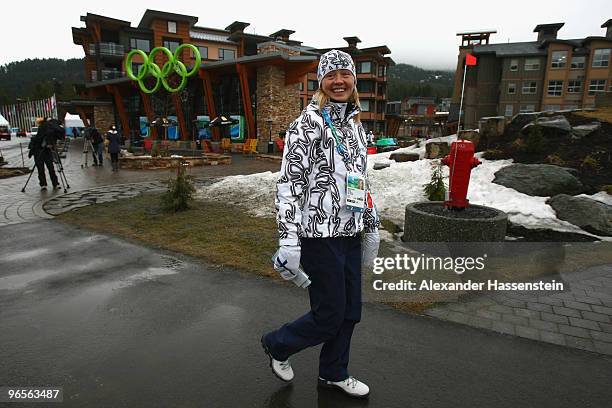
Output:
[1, 0, 609, 70]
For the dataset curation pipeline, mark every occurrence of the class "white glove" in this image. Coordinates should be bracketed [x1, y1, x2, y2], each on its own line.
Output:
[272, 246, 311, 288]
[362, 231, 380, 268]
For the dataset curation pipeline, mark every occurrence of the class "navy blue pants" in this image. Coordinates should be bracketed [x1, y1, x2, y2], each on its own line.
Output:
[264, 235, 362, 382]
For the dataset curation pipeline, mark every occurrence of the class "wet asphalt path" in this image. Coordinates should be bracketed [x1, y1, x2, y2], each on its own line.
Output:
[1, 220, 612, 408]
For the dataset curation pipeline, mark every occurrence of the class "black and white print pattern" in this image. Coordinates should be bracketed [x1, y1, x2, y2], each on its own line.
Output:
[317, 49, 356, 85]
[276, 99, 380, 245]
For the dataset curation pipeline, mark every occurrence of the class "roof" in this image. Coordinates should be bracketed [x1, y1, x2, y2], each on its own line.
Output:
[225, 21, 250, 33]
[80, 13, 131, 27]
[138, 9, 198, 29]
[270, 29, 295, 38]
[190, 30, 236, 44]
[456, 29, 497, 36]
[533, 23, 564, 32]
[256, 41, 320, 56]
[472, 41, 546, 57]
[602, 19, 612, 28]
[201, 52, 317, 70]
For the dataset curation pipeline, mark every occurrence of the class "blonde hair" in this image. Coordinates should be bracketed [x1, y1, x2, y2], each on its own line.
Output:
[313, 86, 361, 123]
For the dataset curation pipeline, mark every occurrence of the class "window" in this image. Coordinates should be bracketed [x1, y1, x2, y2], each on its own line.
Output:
[298, 82, 304, 91]
[522, 81, 537, 94]
[551, 51, 567, 68]
[520, 105, 535, 113]
[219, 48, 235, 60]
[168, 21, 177, 33]
[377, 83, 385, 96]
[163, 39, 180, 53]
[196, 46, 208, 59]
[357, 80, 374, 93]
[130, 38, 150, 52]
[307, 80, 318, 91]
[131, 63, 143, 75]
[564, 105, 579, 110]
[592, 49, 611, 67]
[507, 83, 516, 95]
[588, 79, 606, 95]
[570, 56, 585, 69]
[378, 64, 386, 77]
[567, 80, 582, 93]
[356, 61, 372, 74]
[544, 105, 561, 112]
[504, 104, 514, 117]
[509, 59, 518, 71]
[547, 80, 563, 96]
[300, 98, 304, 110]
[524, 58, 540, 71]
[360, 99, 371, 112]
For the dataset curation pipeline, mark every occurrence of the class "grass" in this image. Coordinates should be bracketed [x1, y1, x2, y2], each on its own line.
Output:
[58, 192, 279, 278]
[574, 106, 612, 123]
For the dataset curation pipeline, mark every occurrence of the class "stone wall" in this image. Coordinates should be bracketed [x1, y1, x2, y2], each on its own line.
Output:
[255, 66, 301, 153]
[93, 105, 114, 133]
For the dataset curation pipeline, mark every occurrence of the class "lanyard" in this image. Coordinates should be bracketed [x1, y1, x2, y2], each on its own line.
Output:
[321, 109, 354, 171]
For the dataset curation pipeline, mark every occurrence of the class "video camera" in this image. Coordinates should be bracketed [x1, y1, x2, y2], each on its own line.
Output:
[39, 118, 66, 148]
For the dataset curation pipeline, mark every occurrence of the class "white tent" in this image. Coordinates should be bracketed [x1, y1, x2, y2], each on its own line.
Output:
[0, 113, 9, 126]
[64, 113, 84, 128]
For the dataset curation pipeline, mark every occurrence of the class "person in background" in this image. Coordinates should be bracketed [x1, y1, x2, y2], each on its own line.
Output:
[106, 125, 121, 172]
[90, 126, 104, 166]
[261, 49, 380, 399]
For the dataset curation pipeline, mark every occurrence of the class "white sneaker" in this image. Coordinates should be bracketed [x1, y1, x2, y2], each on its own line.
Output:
[318, 376, 370, 398]
[261, 336, 294, 382]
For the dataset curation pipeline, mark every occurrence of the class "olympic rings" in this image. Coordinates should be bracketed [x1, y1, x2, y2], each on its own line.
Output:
[124, 44, 201, 94]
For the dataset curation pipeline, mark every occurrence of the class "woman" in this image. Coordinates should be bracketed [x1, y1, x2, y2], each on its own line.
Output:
[106, 125, 121, 171]
[262, 49, 380, 398]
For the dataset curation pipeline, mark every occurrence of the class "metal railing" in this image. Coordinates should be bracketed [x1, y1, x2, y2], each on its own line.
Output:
[88, 42, 125, 57]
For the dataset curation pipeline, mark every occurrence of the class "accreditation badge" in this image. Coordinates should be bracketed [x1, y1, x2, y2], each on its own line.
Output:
[346, 172, 366, 213]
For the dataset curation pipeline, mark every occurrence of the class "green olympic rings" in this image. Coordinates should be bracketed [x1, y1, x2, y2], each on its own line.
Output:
[124, 44, 201, 94]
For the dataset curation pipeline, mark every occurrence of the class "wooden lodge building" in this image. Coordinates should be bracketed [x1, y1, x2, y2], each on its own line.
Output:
[69, 10, 394, 151]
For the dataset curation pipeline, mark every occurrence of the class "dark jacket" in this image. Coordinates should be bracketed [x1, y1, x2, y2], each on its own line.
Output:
[106, 131, 121, 154]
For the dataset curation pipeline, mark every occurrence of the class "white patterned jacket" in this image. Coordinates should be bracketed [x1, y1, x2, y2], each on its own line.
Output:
[276, 99, 380, 246]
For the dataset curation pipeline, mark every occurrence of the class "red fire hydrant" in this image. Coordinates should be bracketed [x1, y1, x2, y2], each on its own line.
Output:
[441, 140, 481, 209]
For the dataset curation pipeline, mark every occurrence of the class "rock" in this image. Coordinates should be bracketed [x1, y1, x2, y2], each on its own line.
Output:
[571, 122, 601, 139]
[478, 116, 506, 149]
[398, 140, 417, 148]
[547, 194, 612, 236]
[493, 164, 584, 196]
[521, 115, 572, 135]
[389, 152, 420, 162]
[457, 130, 480, 148]
[373, 162, 391, 170]
[425, 141, 450, 159]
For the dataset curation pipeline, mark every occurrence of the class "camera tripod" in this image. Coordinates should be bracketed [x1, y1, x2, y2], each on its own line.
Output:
[21, 146, 70, 193]
[81, 137, 96, 168]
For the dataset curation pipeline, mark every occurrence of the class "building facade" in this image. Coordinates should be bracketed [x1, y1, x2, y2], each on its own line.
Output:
[451, 20, 612, 129]
[70, 10, 393, 150]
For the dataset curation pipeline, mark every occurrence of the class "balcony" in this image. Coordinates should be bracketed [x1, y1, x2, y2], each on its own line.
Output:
[90, 69, 124, 82]
[88, 42, 125, 58]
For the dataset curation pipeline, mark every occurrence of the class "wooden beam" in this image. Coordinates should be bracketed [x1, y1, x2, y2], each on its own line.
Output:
[140, 92, 157, 139]
[236, 64, 256, 140]
[106, 85, 131, 138]
[171, 93, 189, 141]
[285, 61, 319, 85]
[201, 71, 220, 141]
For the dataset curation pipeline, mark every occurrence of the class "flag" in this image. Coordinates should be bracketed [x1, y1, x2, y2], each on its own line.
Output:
[466, 53, 477, 66]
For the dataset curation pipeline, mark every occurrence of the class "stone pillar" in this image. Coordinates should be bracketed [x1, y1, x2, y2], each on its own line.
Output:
[93, 105, 114, 133]
[256, 66, 301, 153]
[255, 41, 302, 153]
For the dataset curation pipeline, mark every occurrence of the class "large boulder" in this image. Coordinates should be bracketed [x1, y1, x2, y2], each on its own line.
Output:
[373, 162, 391, 170]
[390, 152, 420, 162]
[547, 194, 612, 236]
[493, 164, 584, 196]
[478, 116, 506, 149]
[457, 130, 480, 148]
[571, 122, 601, 139]
[425, 142, 450, 159]
[521, 115, 572, 135]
